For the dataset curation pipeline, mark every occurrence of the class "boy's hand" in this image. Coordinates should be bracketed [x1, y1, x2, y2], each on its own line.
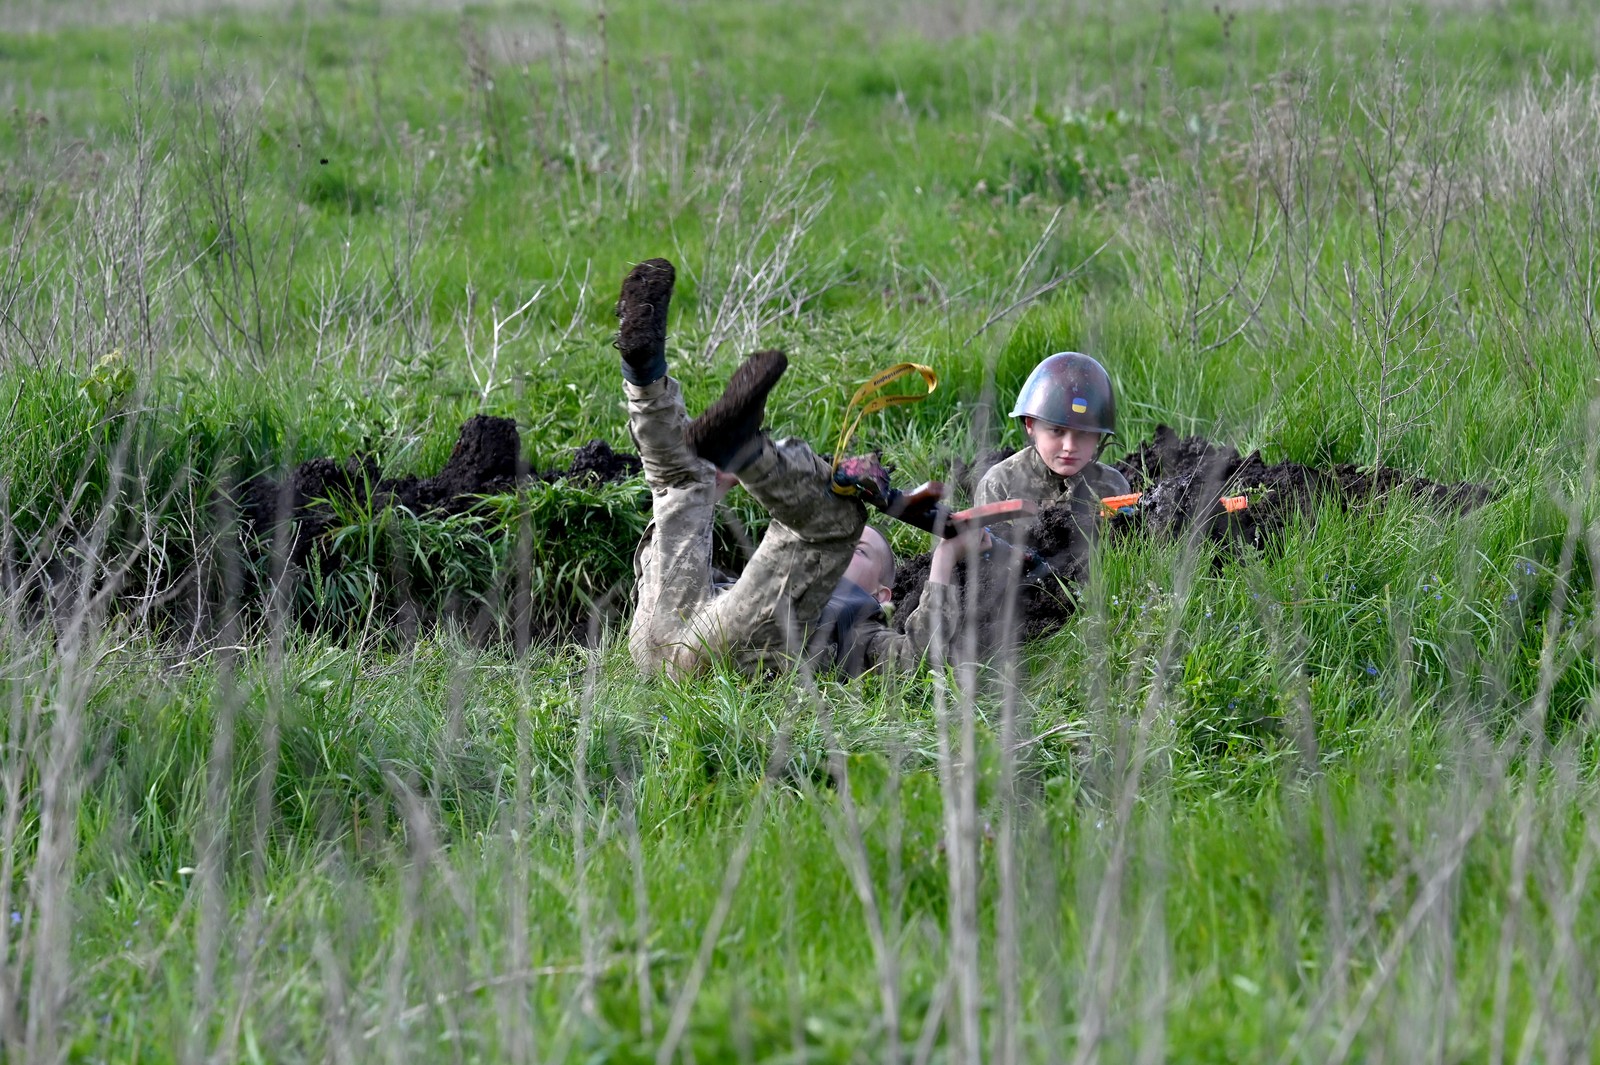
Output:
[930, 524, 993, 585]
[713, 470, 741, 503]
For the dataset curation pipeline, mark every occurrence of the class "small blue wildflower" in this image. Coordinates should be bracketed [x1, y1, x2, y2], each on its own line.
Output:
[1508, 591, 1520, 603]
[1228, 701, 1238, 711]
[1205, 610, 1213, 619]
[1365, 664, 1379, 677]
[9, 912, 19, 926]
[131, 919, 138, 927]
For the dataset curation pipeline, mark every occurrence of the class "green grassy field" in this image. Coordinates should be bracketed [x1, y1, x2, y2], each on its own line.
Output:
[3, 0, 1599, 1060]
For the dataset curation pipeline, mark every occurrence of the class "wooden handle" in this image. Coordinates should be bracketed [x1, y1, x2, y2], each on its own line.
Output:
[949, 499, 1040, 527]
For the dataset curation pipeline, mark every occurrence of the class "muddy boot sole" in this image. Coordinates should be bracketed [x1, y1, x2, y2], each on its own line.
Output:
[615, 257, 675, 385]
[686, 349, 788, 472]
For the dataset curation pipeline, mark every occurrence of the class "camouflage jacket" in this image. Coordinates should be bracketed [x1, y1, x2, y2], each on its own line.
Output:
[973, 448, 1129, 532]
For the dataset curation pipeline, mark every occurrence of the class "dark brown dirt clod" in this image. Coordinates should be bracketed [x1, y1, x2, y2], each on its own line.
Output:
[241, 419, 648, 544]
[233, 419, 649, 641]
[546, 439, 643, 484]
[235, 420, 1492, 652]
[615, 257, 675, 373]
[1113, 424, 1492, 548]
[426, 413, 523, 502]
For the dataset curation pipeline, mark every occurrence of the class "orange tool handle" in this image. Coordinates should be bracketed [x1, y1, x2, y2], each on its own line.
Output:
[1099, 492, 1248, 517]
[1100, 493, 1142, 516]
[949, 499, 1040, 529]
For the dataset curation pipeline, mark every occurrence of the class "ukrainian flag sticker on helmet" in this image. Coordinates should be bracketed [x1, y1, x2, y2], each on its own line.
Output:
[1071, 397, 1088, 414]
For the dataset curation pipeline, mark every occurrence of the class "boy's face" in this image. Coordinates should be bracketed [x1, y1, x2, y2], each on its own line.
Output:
[841, 526, 895, 605]
[1024, 417, 1099, 478]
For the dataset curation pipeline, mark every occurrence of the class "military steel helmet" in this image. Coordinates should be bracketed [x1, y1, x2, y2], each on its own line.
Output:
[1009, 351, 1116, 436]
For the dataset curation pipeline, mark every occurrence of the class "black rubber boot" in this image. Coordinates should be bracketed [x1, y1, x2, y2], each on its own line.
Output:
[685, 349, 788, 472]
[614, 258, 674, 386]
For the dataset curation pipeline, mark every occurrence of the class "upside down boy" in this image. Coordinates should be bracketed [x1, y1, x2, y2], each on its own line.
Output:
[615, 258, 986, 679]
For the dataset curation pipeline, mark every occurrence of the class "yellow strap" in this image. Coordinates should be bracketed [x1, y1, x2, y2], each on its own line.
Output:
[830, 362, 938, 493]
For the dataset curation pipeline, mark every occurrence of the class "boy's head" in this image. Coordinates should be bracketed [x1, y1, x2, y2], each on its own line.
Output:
[1009, 351, 1116, 477]
[841, 525, 896, 605]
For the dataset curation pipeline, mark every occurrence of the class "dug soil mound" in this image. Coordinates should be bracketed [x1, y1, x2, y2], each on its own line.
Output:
[238, 417, 640, 566]
[552, 438, 644, 484]
[1113, 425, 1492, 547]
[235, 417, 644, 640]
[891, 426, 1492, 650]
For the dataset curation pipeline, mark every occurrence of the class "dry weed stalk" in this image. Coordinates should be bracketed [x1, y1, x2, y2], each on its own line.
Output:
[175, 63, 307, 372]
[1244, 67, 1351, 339]
[481, 13, 696, 216]
[461, 284, 547, 405]
[969, 204, 1110, 344]
[0, 406, 168, 1062]
[1480, 75, 1600, 365]
[1273, 53, 1472, 466]
[304, 140, 447, 383]
[686, 106, 842, 364]
[1070, 521, 1209, 1063]
[1317, 56, 1473, 469]
[1122, 107, 1283, 356]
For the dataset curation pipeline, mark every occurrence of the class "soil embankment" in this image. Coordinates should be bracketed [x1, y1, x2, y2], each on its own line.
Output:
[238, 416, 640, 567]
[239, 420, 1489, 646]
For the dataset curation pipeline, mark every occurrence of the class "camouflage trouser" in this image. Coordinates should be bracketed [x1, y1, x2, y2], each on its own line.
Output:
[626, 376, 865, 678]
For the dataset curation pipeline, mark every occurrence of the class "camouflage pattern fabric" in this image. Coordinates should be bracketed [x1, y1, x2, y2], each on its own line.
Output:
[627, 376, 866, 678]
[627, 376, 963, 678]
[974, 446, 1129, 534]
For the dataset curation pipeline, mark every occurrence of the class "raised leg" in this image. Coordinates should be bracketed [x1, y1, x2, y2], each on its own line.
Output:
[624, 376, 720, 674]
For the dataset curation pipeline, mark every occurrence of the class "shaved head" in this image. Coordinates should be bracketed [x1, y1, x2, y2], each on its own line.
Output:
[842, 525, 896, 604]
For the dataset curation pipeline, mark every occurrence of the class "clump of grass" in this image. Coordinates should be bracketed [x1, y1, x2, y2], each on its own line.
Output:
[295, 475, 650, 645]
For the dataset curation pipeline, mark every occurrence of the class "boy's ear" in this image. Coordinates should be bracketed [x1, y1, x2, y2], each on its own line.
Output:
[1021, 416, 1035, 435]
[874, 584, 893, 606]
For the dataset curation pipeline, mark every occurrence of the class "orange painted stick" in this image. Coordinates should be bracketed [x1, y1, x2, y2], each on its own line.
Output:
[1100, 492, 1143, 516]
[949, 499, 1040, 528]
[1099, 492, 1249, 516]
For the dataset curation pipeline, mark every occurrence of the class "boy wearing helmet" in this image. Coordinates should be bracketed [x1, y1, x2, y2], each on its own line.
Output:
[974, 351, 1130, 530]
